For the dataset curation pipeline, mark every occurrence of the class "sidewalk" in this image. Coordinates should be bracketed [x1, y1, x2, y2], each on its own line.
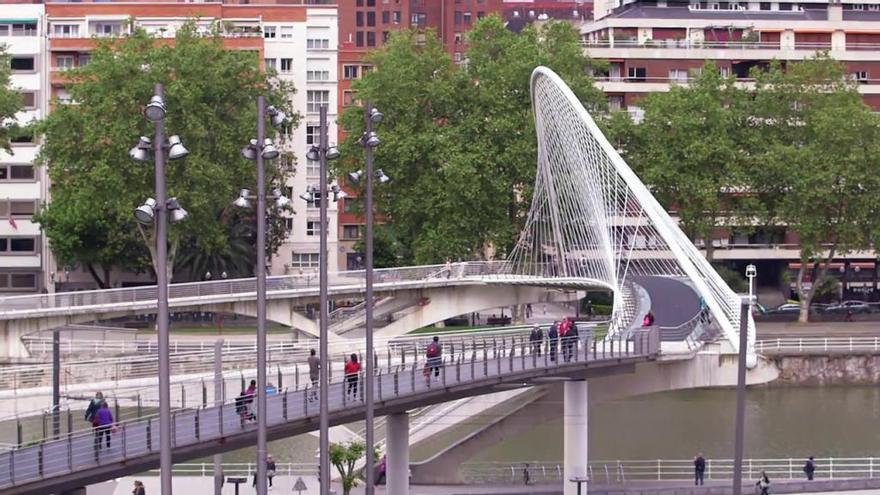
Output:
[758, 321, 880, 338]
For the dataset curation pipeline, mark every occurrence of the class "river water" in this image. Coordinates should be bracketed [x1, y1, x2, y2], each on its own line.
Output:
[208, 386, 880, 465]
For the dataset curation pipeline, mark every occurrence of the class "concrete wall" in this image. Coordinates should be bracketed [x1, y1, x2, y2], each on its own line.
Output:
[772, 354, 880, 385]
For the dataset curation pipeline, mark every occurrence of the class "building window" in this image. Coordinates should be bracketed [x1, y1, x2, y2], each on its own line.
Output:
[719, 67, 730, 77]
[290, 253, 320, 269]
[306, 124, 320, 145]
[0, 272, 37, 291]
[357, 12, 364, 27]
[20, 92, 36, 109]
[362, 65, 373, 75]
[668, 69, 688, 83]
[453, 52, 462, 63]
[367, 11, 376, 27]
[343, 90, 356, 107]
[56, 55, 75, 71]
[463, 12, 472, 25]
[608, 95, 624, 111]
[411, 14, 420, 24]
[367, 0, 375, 5]
[280, 26, 294, 39]
[366, 32, 376, 47]
[382, 11, 390, 24]
[342, 225, 363, 240]
[0, 237, 37, 253]
[455, 11, 463, 25]
[11, 57, 35, 72]
[851, 71, 869, 83]
[343, 65, 360, 80]
[93, 23, 122, 37]
[0, 165, 35, 181]
[382, 31, 390, 43]
[307, 38, 330, 49]
[53, 24, 79, 38]
[477, 11, 485, 19]
[627, 67, 646, 82]
[0, 201, 35, 217]
[280, 58, 293, 73]
[454, 32, 463, 44]
[264, 26, 276, 38]
[306, 159, 320, 177]
[393, 11, 401, 24]
[307, 90, 329, 113]
[306, 221, 320, 236]
[307, 70, 330, 81]
[264, 58, 276, 71]
[356, 31, 364, 47]
[343, 198, 363, 214]
[2, 23, 37, 37]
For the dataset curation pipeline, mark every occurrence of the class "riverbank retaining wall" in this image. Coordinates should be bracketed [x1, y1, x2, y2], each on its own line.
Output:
[772, 355, 880, 385]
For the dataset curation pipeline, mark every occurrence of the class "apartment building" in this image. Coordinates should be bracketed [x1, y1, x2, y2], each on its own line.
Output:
[0, 5, 48, 294]
[0, 1, 338, 291]
[581, 0, 880, 297]
[336, 0, 503, 270]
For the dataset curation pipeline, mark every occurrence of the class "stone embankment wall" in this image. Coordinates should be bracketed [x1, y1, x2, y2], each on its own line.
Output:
[772, 355, 880, 385]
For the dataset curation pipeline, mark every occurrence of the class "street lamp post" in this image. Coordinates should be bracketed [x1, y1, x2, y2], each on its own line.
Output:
[351, 104, 385, 494]
[302, 105, 340, 495]
[236, 97, 285, 495]
[130, 84, 190, 494]
[734, 266, 755, 495]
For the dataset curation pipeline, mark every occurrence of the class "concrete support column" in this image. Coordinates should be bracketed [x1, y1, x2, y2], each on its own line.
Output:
[386, 411, 410, 495]
[564, 380, 588, 495]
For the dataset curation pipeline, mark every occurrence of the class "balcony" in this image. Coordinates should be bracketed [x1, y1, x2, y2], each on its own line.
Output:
[581, 38, 782, 50]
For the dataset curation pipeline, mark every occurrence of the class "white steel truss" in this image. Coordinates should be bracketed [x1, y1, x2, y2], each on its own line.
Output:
[505, 66, 755, 359]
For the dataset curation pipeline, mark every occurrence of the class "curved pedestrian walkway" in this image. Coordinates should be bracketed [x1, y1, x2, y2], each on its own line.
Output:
[0, 329, 659, 495]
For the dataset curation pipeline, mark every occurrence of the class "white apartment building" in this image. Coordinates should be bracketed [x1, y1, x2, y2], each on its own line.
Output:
[263, 7, 340, 276]
[0, 5, 49, 294]
[39, 3, 339, 289]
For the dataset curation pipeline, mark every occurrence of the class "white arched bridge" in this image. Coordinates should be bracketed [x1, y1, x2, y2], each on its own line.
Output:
[0, 67, 758, 494]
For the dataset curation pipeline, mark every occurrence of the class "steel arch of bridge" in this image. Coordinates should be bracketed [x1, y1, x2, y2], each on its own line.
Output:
[501, 66, 755, 360]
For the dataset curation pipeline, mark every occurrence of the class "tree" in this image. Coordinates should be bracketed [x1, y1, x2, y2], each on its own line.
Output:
[606, 61, 752, 261]
[329, 441, 366, 495]
[0, 46, 24, 153]
[338, 16, 605, 264]
[35, 24, 298, 287]
[748, 54, 880, 322]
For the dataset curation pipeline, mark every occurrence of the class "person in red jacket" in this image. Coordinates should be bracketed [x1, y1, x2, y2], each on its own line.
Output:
[345, 354, 361, 399]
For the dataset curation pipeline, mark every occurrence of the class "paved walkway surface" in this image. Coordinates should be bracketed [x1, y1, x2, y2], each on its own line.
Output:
[757, 321, 880, 338]
[94, 477, 880, 495]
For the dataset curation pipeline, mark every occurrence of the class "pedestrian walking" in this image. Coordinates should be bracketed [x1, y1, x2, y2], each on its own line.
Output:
[523, 463, 531, 485]
[426, 336, 442, 380]
[345, 354, 361, 399]
[560, 318, 573, 362]
[526, 303, 533, 319]
[548, 321, 559, 362]
[803, 456, 816, 481]
[585, 300, 593, 317]
[693, 453, 706, 486]
[93, 400, 114, 455]
[308, 348, 320, 402]
[756, 471, 771, 495]
[85, 391, 103, 426]
[267, 454, 277, 488]
[529, 325, 543, 356]
[643, 311, 655, 327]
[567, 319, 579, 360]
[132, 480, 145, 495]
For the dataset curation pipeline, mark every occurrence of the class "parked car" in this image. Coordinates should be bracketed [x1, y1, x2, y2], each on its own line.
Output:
[825, 300, 871, 314]
[769, 303, 802, 314]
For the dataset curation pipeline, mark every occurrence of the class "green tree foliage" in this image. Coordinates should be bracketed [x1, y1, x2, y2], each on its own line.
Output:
[329, 441, 365, 495]
[0, 46, 24, 153]
[604, 61, 752, 261]
[748, 54, 880, 322]
[35, 24, 298, 286]
[339, 16, 605, 264]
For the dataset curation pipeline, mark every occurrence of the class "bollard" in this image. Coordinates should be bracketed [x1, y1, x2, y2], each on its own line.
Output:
[278, 365, 283, 391]
[202, 379, 207, 408]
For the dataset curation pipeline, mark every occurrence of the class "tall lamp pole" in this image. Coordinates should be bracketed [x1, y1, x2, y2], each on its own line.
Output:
[349, 104, 387, 494]
[302, 105, 340, 495]
[746, 264, 757, 312]
[130, 84, 190, 494]
[236, 98, 285, 495]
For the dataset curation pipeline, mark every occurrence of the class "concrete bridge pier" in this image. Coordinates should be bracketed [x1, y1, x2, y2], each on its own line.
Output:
[564, 380, 588, 495]
[386, 411, 410, 495]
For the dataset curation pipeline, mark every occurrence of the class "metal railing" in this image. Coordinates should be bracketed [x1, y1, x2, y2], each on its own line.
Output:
[581, 39, 855, 52]
[755, 336, 880, 354]
[0, 328, 659, 492]
[0, 323, 615, 448]
[463, 457, 880, 484]
[0, 262, 513, 317]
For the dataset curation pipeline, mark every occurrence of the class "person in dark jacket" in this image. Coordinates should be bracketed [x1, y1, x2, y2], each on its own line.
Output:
[85, 391, 103, 425]
[529, 325, 543, 356]
[132, 480, 145, 495]
[267, 454, 277, 487]
[694, 453, 706, 485]
[804, 456, 816, 481]
[566, 320, 579, 360]
[548, 321, 559, 362]
[756, 471, 771, 495]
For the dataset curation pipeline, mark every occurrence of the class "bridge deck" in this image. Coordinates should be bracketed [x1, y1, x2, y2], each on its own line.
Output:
[0, 331, 659, 495]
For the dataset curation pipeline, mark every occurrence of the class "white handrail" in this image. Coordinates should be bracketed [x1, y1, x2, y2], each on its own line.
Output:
[755, 337, 880, 353]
